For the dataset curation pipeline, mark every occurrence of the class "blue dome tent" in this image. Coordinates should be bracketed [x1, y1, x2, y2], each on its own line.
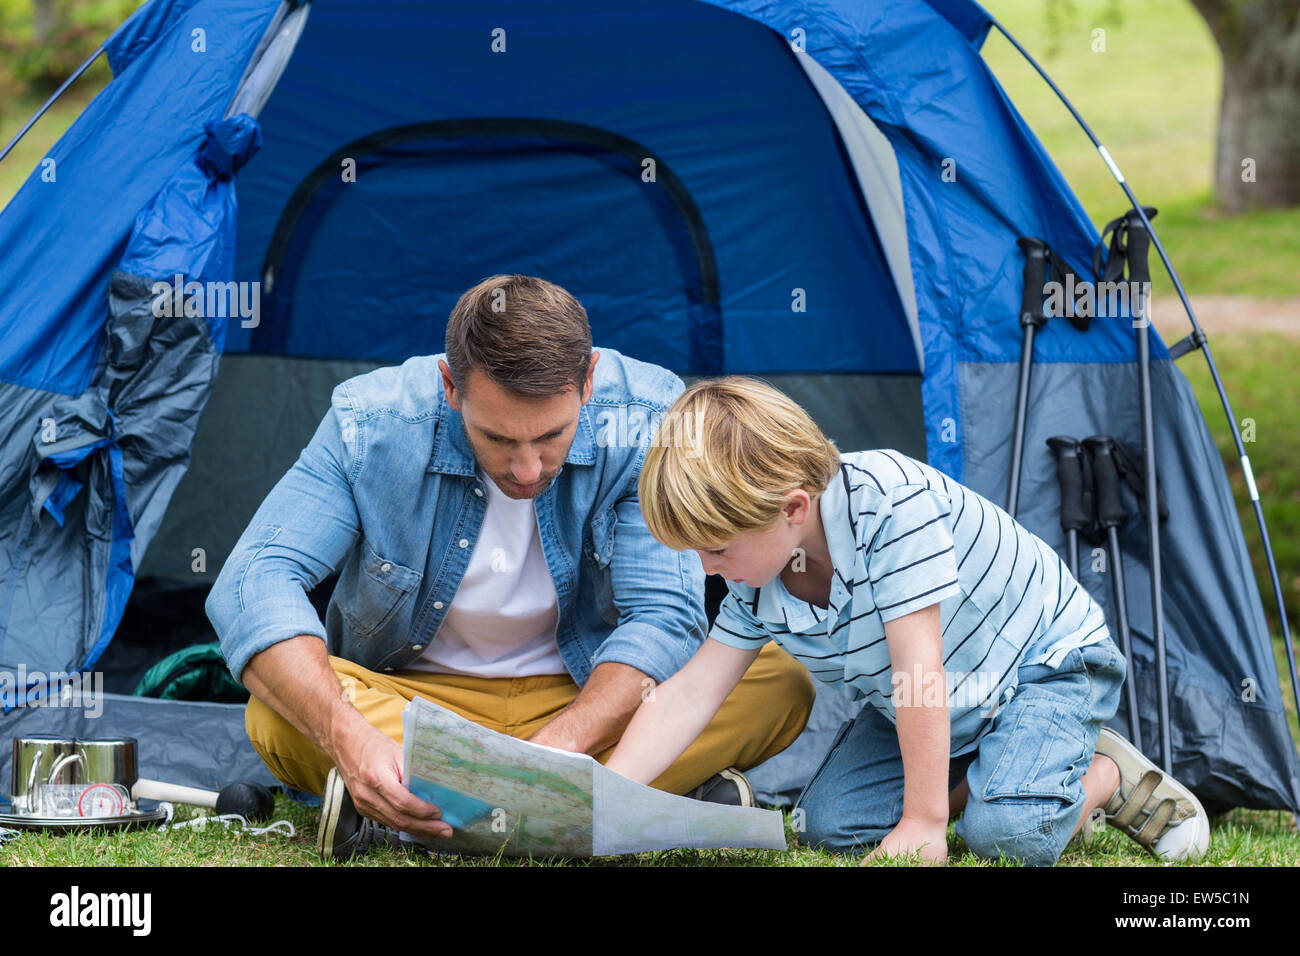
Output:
[2, 0, 1297, 819]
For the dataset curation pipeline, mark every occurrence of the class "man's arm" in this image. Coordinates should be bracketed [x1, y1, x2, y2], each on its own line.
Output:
[205, 389, 447, 836]
[530, 467, 708, 753]
[527, 661, 646, 754]
[240, 635, 450, 839]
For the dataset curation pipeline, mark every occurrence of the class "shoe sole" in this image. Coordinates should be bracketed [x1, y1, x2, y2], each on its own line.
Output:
[317, 768, 346, 860]
[1095, 728, 1209, 861]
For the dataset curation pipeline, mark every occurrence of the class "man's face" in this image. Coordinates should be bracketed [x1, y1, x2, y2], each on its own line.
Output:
[440, 352, 598, 500]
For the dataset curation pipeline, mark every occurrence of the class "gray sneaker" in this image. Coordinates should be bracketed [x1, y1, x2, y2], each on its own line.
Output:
[1094, 728, 1210, 861]
[317, 767, 407, 861]
[688, 767, 756, 807]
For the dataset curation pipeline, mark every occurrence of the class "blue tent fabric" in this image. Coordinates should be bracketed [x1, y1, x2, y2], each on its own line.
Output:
[0, 0, 1295, 813]
[2, 115, 260, 702]
[0, 0, 274, 397]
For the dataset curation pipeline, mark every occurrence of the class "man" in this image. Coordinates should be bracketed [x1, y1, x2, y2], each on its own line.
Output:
[206, 275, 814, 859]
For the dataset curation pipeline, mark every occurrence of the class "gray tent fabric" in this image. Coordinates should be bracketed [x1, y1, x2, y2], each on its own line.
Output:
[959, 357, 1300, 812]
[2, 272, 221, 688]
[0, 695, 276, 797]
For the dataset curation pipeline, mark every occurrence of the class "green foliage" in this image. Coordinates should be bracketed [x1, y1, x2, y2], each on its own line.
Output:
[982, 0, 1300, 297]
[0, 0, 139, 105]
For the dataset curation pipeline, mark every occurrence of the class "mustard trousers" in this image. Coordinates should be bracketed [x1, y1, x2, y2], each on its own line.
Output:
[246, 641, 814, 796]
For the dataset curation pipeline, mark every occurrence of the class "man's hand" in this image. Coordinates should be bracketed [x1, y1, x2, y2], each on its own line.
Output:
[241, 635, 451, 840]
[861, 817, 949, 866]
[330, 719, 452, 840]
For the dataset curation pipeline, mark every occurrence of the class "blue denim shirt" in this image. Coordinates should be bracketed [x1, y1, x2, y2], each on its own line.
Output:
[205, 347, 706, 686]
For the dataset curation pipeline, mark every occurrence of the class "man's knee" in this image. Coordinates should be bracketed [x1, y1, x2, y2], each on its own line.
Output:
[244, 694, 329, 793]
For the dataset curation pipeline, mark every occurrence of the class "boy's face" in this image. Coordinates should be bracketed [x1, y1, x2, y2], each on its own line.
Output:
[694, 493, 810, 587]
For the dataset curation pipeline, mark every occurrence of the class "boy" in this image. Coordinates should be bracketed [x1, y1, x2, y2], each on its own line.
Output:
[607, 376, 1209, 865]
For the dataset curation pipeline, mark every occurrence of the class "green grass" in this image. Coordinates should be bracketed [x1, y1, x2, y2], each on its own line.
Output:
[1178, 332, 1300, 741]
[4, 796, 1296, 866]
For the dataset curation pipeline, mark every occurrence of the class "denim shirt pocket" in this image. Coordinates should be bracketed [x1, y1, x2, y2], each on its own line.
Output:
[336, 540, 423, 639]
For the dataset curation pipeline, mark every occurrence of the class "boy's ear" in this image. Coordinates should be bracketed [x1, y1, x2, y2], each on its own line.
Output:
[783, 488, 812, 523]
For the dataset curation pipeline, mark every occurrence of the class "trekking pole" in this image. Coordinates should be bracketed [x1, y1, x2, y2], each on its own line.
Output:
[1007, 237, 1051, 517]
[1046, 436, 1089, 579]
[1123, 206, 1172, 773]
[1085, 435, 1144, 753]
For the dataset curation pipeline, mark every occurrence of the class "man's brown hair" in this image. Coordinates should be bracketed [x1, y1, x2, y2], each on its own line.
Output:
[445, 275, 593, 396]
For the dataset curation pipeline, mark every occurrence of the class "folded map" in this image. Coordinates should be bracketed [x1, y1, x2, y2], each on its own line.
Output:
[401, 696, 787, 857]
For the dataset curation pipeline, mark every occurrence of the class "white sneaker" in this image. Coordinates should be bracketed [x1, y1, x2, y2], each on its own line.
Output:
[1094, 727, 1210, 861]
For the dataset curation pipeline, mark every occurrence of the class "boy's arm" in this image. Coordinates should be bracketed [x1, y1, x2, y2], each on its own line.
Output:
[605, 638, 760, 784]
[861, 480, 961, 863]
[883, 603, 951, 832]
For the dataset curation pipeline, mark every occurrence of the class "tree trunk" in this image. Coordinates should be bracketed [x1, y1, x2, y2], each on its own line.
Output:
[1190, 0, 1300, 211]
[32, 0, 57, 43]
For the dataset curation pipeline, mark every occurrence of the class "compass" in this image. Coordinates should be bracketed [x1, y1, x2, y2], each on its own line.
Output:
[76, 783, 128, 818]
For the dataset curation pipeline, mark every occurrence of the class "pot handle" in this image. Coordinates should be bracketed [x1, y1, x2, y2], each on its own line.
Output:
[46, 751, 84, 785]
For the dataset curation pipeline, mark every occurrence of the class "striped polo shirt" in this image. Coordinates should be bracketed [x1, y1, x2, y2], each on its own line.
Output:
[708, 449, 1110, 756]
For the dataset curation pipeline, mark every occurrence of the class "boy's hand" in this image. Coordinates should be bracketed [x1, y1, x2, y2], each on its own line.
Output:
[861, 817, 948, 865]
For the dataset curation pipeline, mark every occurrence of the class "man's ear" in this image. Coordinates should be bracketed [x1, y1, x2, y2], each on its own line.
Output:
[439, 359, 461, 411]
[580, 350, 599, 405]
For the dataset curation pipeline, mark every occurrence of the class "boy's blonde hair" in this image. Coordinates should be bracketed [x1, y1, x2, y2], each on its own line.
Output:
[639, 376, 840, 551]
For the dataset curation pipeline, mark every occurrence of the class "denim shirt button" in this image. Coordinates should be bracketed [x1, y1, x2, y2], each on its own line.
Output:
[380, 562, 391, 573]
[458, 538, 469, 548]
[433, 601, 444, 610]
[474, 487, 484, 497]
[411, 644, 424, 652]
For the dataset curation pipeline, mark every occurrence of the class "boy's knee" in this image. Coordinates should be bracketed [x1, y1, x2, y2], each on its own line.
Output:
[960, 796, 1071, 867]
[794, 794, 865, 855]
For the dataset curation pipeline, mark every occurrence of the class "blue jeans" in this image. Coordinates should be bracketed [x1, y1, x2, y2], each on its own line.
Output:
[794, 638, 1125, 866]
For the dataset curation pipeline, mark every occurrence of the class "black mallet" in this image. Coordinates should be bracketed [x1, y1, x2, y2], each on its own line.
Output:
[1084, 435, 1144, 753]
[132, 778, 276, 822]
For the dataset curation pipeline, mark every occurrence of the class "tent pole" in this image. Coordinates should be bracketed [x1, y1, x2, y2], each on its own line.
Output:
[0, 45, 105, 167]
[989, 18, 1300, 749]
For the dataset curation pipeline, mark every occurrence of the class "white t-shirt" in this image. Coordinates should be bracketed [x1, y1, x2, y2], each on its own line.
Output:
[407, 469, 566, 677]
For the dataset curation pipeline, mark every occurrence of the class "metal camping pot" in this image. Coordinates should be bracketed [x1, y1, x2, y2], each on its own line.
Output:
[10, 735, 138, 816]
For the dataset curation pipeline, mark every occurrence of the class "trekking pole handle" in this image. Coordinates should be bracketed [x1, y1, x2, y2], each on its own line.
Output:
[1122, 207, 1158, 286]
[1084, 435, 1128, 529]
[1046, 436, 1089, 533]
[1016, 237, 1051, 330]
